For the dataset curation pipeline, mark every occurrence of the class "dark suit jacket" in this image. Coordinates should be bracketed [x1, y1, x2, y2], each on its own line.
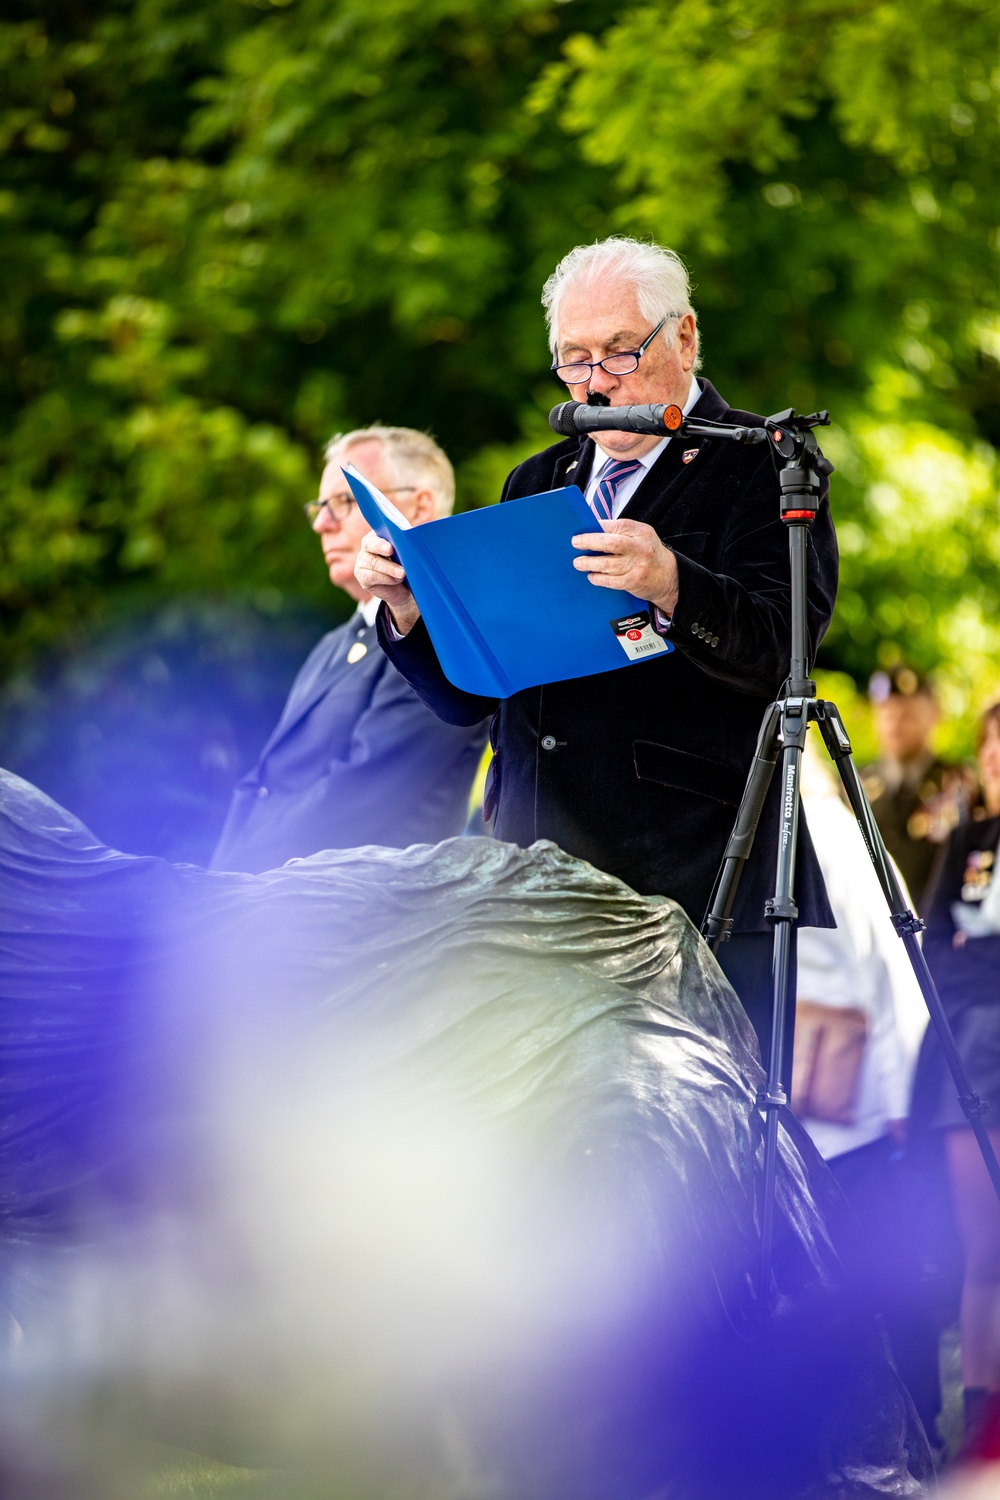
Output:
[210, 612, 489, 874]
[378, 379, 838, 932]
[923, 812, 1000, 1018]
[860, 756, 972, 913]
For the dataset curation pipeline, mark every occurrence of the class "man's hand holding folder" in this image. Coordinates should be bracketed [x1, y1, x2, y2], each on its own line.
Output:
[356, 515, 680, 635]
[356, 531, 421, 637]
[347, 464, 668, 699]
[570, 518, 680, 616]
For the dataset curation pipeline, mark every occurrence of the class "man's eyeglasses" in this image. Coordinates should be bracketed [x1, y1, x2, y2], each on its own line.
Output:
[304, 487, 415, 525]
[551, 314, 677, 386]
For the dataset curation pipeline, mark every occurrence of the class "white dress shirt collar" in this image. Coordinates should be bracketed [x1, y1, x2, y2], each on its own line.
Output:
[585, 376, 702, 517]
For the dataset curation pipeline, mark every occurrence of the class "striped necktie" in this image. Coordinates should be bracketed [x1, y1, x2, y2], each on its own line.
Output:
[591, 457, 642, 520]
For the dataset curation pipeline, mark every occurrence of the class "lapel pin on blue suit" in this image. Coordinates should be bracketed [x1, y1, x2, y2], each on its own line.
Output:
[347, 641, 368, 663]
[682, 448, 699, 464]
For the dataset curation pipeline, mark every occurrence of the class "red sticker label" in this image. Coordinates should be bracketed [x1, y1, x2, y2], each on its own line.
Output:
[626, 629, 642, 641]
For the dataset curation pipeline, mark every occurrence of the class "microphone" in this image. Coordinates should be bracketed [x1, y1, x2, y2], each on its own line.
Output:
[549, 400, 772, 446]
[549, 400, 685, 437]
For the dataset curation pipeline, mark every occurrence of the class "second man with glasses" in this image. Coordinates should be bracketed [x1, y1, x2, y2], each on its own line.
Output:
[210, 425, 488, 873]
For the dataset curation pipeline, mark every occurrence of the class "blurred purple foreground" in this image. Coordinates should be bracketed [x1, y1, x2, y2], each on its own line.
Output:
[0, 768, 930, 1498]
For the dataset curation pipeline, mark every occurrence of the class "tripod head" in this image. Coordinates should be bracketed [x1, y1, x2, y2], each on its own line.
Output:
[670, 405, 835, 523]
[760, 410, 834, 524]
[762, 407, 831, 453]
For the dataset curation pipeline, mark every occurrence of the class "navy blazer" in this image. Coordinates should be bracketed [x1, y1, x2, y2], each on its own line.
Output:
[378, 379, 837, 932]
[210, 612, 489, 874]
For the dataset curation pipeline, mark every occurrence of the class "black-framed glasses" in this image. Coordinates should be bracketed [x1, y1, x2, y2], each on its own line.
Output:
[551, 314, 678, 386]
[304, 486, 416, 524]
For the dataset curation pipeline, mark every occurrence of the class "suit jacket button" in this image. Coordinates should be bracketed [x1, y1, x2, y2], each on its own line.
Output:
[257, 785, 269, 799]
[541, 735, 558, 751]
[711, 636, 719, 647]
[691, 623, 699, 635]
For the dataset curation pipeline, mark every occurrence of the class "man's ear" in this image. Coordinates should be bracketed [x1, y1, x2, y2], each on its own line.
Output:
[407, 487, 439, 525]
[678, 313, 698, 369]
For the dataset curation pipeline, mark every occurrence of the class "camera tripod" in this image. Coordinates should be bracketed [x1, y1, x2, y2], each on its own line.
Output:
[662, 403, 1000, 1305]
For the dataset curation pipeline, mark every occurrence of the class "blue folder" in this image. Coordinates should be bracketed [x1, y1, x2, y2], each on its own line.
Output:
[343, 463, 675, 698]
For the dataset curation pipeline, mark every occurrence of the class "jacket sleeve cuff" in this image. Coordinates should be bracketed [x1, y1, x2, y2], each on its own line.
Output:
[381, 608, 403, 644]
[669, 551, 724, 652]
[375, 604, 498, 727]
[375, 601, 432, 662]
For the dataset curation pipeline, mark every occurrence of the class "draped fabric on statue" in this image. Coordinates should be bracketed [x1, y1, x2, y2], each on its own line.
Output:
[0, 769, 929, 1498]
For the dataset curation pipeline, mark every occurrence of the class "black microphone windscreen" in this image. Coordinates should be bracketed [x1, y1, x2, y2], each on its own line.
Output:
[549, 402, 583, 437]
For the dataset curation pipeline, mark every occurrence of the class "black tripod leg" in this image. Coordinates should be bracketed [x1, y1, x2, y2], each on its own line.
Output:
[757, 699, 809, 1304]
[816, 701, 1000, 1204]
[702, 701, 782, 951]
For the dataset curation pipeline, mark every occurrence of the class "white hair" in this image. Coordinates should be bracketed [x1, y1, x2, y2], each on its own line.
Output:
[542, 236, 700, 371]
[324, 424, 455, 518]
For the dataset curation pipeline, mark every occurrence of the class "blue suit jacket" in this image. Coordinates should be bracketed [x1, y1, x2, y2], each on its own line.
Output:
[210, 612, 489, 873]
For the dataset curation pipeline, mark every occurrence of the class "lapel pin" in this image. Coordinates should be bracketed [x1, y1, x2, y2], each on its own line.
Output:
[567, 461, 578, 472]
[682, 448, 699, 465]
[347, 641, 368, 664]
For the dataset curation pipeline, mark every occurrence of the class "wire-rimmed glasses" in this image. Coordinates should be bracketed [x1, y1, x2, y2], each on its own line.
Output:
[304, 487, 416, 525]
[551, 314, 678, 386]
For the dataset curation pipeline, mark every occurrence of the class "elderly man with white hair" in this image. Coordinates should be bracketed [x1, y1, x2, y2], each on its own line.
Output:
[358, 238, 840, 1060]
[211, 425, 488, 874]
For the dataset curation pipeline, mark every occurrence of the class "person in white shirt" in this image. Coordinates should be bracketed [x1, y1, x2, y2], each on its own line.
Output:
[794, 740, 941, 1444]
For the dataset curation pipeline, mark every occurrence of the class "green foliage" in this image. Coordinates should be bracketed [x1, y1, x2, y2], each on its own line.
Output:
[1, 0, 999, 755]
[0, 0, 619, 674]
[0, 0, 321, 662]
[532, 0, 1000, 441]
[532, 0, 1000, 742]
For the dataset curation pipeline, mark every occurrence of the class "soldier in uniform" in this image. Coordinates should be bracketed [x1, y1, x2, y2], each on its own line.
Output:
[861, 665, 975, 913]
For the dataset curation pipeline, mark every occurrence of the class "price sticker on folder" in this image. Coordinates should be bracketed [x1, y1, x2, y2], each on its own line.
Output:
[610, 610, 674, 662]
